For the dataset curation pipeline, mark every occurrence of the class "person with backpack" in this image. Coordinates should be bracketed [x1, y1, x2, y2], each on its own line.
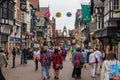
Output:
[73, 47, 84, 79]
[40, 49, 51, 80]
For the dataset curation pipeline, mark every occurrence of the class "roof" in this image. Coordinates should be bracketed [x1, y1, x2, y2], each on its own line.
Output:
[28, 0, 39, 9]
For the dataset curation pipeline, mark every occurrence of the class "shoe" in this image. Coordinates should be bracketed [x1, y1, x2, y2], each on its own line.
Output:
[35, 69, 38, 71]
[78, 76, 81, 79]
[54, 76, 59, 80]
[47, 76, 50, 79]
[91, 76, 95, 78]
[43, 78, 46, 80]
[11, 67, 15, 68]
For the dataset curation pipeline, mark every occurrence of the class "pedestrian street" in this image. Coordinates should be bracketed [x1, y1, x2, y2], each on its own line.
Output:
[2, 55, 100, 80]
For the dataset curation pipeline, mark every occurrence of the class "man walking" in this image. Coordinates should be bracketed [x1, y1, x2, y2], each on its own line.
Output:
[12, 47, 16, 68]
[22, 46, 28, 64]
[94, 48, 102, 75]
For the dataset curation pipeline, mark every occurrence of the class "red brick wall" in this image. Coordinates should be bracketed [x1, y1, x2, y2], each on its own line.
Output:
[28, 0, 39, 9]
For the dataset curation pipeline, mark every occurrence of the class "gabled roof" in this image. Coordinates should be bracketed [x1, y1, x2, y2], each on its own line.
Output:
[28, 0, 39, 9]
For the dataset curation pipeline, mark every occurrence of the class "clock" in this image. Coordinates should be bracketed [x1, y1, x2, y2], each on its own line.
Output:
[21, 5, 26, 10]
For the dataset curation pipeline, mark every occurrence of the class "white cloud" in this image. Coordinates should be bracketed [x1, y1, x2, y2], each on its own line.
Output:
[40, 0, 90, 30]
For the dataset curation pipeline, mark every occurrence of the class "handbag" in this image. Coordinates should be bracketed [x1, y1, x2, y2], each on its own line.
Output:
[56, 64, 63, 69]
[36, 55, 40, 61]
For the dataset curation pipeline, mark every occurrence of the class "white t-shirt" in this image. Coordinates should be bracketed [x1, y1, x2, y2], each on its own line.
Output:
[94, 50, 102, 62]
[33, 50, 40, 58]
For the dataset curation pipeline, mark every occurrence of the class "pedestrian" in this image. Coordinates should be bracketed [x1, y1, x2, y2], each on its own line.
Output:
[51, 48, 63, 80]
[101, 51, 120, 80]
[71, 46, 76, 78]
[33, 47, 40, 71]
[0, 48, 8, 80]
[22, 46, 28, 64]
[94, 48, 102, 75]
[40, 49, 51, 80]
[81, 49, 87, 68]
[73, 47, 84, 79]
[102, 50, 106, 61]
[61, 47, 67, 60]
[4, 47, 9, 60]
[12, 47, 16, 68]
[89, 49, 96, 78]
[16, 47, 20, 55]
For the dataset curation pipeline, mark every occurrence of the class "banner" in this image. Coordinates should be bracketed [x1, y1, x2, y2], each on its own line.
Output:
[81, 5, 91, 23]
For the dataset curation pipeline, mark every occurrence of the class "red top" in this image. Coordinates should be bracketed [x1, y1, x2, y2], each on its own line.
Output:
[52, 53, 63, 70]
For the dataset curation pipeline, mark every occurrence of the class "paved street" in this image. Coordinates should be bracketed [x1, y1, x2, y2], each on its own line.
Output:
[2, 55, 100, 80]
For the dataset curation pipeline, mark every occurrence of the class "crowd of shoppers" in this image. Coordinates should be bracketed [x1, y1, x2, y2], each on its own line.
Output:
[1, 44, 120, 80]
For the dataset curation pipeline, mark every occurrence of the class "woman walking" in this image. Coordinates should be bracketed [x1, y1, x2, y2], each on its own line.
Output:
[52, 48, 63, 80]
[40, 49, 51, 80]
[33, 47, 40, 71]
[101, 51, 120, 80]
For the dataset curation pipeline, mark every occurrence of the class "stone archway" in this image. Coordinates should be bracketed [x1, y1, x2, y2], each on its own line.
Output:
[54, 37, 73, 46]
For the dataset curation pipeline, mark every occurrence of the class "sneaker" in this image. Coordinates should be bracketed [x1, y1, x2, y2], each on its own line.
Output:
[54, 76, 59, 80]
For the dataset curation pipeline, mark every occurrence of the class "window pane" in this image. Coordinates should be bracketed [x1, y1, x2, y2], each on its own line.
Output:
[3, 1, 7, 8]
[9, 11, 13, 20]
[113, 0, 119, 10]
[0, 5, 2, 19]
[2, 8, 8, 19]
[9, 2, 14, 10]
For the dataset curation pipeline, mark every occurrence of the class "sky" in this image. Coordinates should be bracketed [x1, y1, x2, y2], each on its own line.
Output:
[40, 0, 90, 30]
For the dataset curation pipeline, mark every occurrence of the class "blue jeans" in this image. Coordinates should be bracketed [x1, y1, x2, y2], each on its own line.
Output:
[35, 59, 38, 70]
[42, 66, 49, 78]
[23, 55, 27, 64]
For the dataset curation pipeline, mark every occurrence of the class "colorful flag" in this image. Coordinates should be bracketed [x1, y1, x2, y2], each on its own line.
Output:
[44, 11, 50, 19]
[81, 5, 91, 23]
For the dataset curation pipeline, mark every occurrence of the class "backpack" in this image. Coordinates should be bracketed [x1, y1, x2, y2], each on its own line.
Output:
[40, 54, 51, 66]
[109, 61, 120, 80]
[74, 52, 84, 68]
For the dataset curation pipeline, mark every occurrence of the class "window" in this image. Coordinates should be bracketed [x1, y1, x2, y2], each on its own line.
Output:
[2, 1, 8, 19]
[8, 1, 14, 20]
[0, 5, 2, 19]
[113, 0, 119, 10]
[2, 8, 7, 19]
